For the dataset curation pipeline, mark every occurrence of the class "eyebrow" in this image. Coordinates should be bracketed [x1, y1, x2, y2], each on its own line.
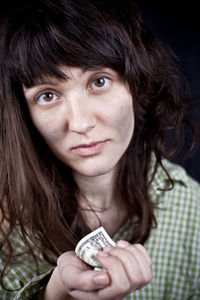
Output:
[33, 75, 70, 87]
[23, 67, 109, 93]
[23, 76, 69, 94]
[32, 80, 59, 87]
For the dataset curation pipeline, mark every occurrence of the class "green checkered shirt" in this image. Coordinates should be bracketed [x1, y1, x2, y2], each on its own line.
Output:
[1, 159, 200, 299]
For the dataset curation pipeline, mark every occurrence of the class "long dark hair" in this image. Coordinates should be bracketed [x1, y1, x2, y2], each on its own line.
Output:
[0, 0, 195, 282]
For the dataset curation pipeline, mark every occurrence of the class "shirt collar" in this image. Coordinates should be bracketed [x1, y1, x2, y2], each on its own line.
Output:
[148, 155, 188, 201]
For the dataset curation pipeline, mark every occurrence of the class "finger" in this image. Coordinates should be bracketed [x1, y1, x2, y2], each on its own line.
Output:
[69, 269, 110, 291]
[96, 251, 132, 298]
[117, 244, 153, 288]
[123, 244, 153, 278]
[117, 241, 152, 267]
[111, 246, 146, 288]
[134, 244, 153, 267]
[57, 251, 110, 292]
[103, 246, 152, 290]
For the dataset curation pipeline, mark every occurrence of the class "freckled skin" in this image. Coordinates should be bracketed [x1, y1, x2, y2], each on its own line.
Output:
[24, 67, 134, 177]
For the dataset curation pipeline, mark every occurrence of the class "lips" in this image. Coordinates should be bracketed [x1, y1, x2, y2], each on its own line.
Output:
[71, 140, 107, 156]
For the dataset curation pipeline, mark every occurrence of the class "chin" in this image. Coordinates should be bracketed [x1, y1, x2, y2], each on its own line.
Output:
[75, 162, 117, 177]
[77, 168, 110, 177]
[68, 155, 120, 177]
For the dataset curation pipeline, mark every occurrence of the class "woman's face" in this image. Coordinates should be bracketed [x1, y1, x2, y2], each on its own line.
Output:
[24, 67, 134, 177]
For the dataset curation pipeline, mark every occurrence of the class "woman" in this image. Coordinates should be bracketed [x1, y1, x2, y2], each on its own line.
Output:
[0, 0, 200, 299]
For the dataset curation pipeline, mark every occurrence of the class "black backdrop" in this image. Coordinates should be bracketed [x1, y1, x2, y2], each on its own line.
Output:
[135, 1, 200, 182]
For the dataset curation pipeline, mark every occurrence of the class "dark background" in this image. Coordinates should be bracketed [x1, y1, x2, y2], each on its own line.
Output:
[135, 1, 200, 182]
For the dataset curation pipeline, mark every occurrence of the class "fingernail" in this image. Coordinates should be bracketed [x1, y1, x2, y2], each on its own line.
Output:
[93, 274, 109, 286]
[97, 251, 109, 257]
[117, 240, 130, 248]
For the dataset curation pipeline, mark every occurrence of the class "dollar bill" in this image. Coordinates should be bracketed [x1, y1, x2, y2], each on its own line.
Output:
[75, 226, 116, 269]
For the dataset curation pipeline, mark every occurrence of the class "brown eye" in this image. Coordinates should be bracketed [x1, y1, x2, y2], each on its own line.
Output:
[36, 91, 59, 105]
[94, 78, 105, 87]
[91, 76, 110, 90]
[43, 93, 54, 102]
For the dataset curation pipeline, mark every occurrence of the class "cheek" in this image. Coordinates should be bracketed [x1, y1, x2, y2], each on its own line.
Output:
[30, 113, 63, 142]
[110, 97, 134, 142]
[117, 105, 134, 141]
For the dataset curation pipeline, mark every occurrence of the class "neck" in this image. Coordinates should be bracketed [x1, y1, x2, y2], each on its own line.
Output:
[73, 167, 128, 236]
[73, 168, 117, 210]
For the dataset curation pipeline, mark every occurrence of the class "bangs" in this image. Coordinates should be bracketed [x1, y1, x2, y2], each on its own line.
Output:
[3, 1, 127, 88]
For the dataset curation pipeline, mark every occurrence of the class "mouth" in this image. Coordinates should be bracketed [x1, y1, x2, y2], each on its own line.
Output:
[71, 140, 108, 156]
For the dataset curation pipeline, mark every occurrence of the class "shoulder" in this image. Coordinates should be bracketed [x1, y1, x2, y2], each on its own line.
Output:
[145, 160, 200, 298]
[150, 158, 200, 209]
[149, 158, 200, 252]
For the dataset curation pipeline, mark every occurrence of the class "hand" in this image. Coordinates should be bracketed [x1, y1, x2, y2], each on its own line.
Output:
[54, 241, 152, 300]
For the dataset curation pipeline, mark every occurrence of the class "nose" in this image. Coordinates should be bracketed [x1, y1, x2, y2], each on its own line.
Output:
[67, 97, 96, 134]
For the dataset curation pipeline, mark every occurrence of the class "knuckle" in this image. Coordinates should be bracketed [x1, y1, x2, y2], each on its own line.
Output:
[124, 244, 139, 255]
[134, 243, 143, 248]
[57, 253, 66, 265]
[57, 251, 71, 265]
[108, 247, 129, 260]
[132, 244, 144, 253]
[108, 247, 122, 256]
